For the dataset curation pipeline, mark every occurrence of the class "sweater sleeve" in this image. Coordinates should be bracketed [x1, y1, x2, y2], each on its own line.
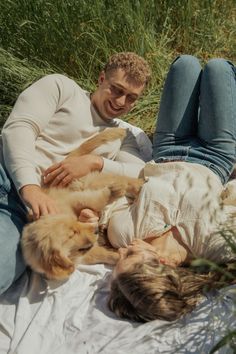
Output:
[2, 74, 66, 190]
[102, 128, 145, 177]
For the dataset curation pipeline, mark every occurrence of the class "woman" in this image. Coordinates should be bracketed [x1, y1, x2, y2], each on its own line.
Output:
[108, 238, 235, 322]
[106, 55, 236, 322]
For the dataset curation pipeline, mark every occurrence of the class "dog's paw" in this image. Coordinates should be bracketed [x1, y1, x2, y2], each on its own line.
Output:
[108, 182, 127, 202]
[79, 245, 119, 265]
[127, 178, 146, 197]
[103, 249, 119, 265]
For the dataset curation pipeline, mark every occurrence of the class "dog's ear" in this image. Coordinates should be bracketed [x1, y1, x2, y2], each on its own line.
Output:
[43, 249, 75, 280]
[22, 217, 77, 280]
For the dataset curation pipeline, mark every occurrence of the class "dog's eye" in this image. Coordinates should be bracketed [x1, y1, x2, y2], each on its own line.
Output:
[78, 242, 93, 251]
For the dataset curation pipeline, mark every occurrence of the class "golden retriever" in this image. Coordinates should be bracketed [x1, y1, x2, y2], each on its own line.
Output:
[21, 128, 144, 280]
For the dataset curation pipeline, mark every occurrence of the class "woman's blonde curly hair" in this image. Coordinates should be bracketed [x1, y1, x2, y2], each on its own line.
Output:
[104, 52, 151, 86]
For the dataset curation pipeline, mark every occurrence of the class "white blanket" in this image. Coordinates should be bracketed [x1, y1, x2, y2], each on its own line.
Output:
[0, 266, 235, 354]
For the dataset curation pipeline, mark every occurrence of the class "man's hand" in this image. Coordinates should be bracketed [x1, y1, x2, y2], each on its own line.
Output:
[20, 185, 60, 220]
[43, 154, 104, 187]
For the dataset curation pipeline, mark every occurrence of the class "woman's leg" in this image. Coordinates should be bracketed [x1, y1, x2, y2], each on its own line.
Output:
[153, 55, 202, 160]
[0, 165, 28, 295]
[197, 59, 236, 183]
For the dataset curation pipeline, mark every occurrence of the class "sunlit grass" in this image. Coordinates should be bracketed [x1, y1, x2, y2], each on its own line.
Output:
[0, 0, 235, 131]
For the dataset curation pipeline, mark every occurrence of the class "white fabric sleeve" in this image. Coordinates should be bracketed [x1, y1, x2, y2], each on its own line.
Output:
[102, 129, 145, 177]
[107, 201, 135, 248]
[114, 118, 153, 162]
[102, 152, 145, 177]
[2, 74, 66, 190]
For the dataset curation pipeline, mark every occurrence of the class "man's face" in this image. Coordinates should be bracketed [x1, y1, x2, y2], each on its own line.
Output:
[91, 68, 145, 121]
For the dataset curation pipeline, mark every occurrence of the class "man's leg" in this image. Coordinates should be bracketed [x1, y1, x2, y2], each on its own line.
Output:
[198, 59, 236, 183]
[0, 165, 28, 295]
[153, 55, 202, 160]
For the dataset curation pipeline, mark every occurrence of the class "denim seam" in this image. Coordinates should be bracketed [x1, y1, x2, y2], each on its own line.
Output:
[0, 187, 10, 198]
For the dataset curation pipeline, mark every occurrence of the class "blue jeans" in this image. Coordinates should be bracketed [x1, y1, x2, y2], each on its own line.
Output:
[153, 55, 236, 184]
[0, 164, 28, 294]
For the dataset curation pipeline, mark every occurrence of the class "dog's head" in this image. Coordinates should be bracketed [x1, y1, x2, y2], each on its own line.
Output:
[21, 215, 98, 280]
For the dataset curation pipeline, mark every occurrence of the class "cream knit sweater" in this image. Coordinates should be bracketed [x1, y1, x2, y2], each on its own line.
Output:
[1, 74, 145, 191]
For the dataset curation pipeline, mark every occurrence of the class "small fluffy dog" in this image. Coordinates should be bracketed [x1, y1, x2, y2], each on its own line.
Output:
[21, 128, 144, 280]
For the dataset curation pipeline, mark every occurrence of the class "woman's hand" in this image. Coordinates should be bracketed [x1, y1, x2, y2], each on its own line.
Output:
[20, 185, 60, 220]
[43, 154, 104, 187]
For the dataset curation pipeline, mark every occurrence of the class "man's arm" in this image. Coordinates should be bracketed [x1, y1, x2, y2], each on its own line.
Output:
[2, 74, 66, 218]
[43, 127, 145, 187]
[43, 152, 145, 188]
[102, 151, 145, 177]
[102, 128, 145, 177]
[43, 154, 104, 187]
[2, 74, 66, 190]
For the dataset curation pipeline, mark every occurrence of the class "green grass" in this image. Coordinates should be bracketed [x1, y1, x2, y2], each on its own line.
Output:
[0, 0, 236, 134]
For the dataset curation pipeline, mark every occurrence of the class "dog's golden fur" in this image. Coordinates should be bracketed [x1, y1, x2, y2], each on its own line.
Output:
[21, 128, 144, 280]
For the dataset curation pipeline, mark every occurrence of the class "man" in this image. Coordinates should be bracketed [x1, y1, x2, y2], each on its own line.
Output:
[0, 52, 151, 294]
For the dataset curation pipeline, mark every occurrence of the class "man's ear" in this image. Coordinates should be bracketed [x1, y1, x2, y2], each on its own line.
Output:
[98, 71, 106, 85]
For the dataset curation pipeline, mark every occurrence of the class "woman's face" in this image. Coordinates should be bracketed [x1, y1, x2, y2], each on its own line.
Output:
[113, 239, 159, 277]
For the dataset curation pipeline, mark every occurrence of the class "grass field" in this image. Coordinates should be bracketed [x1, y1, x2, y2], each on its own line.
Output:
[0, 0, 236, 134]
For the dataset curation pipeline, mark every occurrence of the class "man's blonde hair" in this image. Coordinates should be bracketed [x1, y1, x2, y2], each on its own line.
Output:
[108, 260, 229, 322]
[104, 52, 151, 86]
